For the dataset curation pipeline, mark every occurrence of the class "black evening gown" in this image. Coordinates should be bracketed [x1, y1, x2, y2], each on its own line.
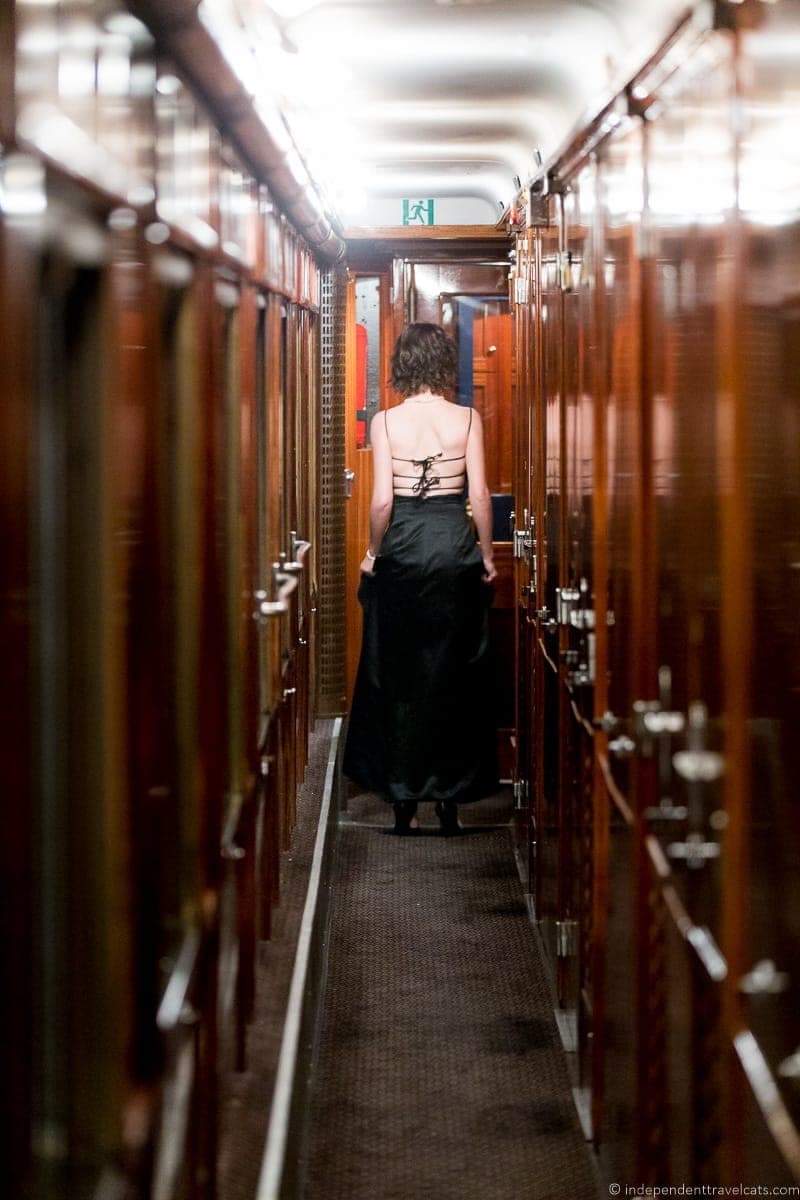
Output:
[343, 494, 498, 806]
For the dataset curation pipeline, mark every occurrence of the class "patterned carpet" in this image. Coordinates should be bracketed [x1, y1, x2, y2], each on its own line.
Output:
[302, 788, 601, 1200]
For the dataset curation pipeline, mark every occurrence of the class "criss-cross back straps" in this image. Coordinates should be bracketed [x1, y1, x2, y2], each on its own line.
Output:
[385, 406, 472, 498]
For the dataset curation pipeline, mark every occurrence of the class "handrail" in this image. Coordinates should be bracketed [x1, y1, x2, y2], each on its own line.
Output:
[569, 695, 595, 740]
[221, 791, 247, 861]
[597, 751, 635, 826]
[648, 836, 729, 983]
[537, 635, 560, 677]
[734, 1030, 800, 1179]
[156, 926, 202, 1032]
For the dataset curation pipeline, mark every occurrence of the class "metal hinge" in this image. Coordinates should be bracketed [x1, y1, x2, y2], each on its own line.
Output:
[556, 920, 579, 958]
[513, 527, 533, 560]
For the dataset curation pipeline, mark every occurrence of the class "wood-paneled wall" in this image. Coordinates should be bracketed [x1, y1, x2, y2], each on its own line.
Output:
[0, 8, 323, 1196]
[511, 4, 800, 1187]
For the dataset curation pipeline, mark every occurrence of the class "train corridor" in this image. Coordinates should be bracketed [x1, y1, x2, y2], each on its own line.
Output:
[4, 2, 800, 1197]
[302, 789, 598, 1200]
[218, 724, 599, 1200]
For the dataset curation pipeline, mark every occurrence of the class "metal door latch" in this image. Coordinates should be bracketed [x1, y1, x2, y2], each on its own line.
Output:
[672, 748, 725, 783]
[672, 700, 725, 782]
[290, 529, 311, 561]
[639, 707, 686, 735]
[513, 527, 533, 560]
[344, 467, 355, 498]
[277, 550, 303, 576]
[253, 590, 268, 624]
[608, 734, 636, 758]
[597, 711, 635, 753]
[534, 607, 557, 633]
[666, 831, 721, 867]
[556, 586, 580, 625]
[644, 801, 688, 821]
[594, 711, 620, 733]
[778, 1047, 800, 1080]
[739, 959, 790, 996]
[253, 561, 300, 620]
[633, 698, 685, 753]
[568, 666, 594, 689]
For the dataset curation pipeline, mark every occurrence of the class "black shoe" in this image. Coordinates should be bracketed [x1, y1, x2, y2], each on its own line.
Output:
[434, 800, 463, 837]
[392, 801, 420, 836]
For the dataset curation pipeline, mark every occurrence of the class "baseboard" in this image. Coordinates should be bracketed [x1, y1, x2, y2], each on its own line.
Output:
[255, 717, 344, 1200]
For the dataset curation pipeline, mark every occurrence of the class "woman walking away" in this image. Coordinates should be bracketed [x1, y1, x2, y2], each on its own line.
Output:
[343, 323, 498, 835]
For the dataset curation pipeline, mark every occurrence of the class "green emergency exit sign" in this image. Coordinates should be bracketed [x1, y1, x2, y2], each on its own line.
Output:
[402, 199, 435, 226]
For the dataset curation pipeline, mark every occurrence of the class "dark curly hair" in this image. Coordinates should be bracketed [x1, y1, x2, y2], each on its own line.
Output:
[390, 323, 458, 397]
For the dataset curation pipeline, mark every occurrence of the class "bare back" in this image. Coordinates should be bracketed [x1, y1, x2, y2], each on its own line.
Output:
[367, 391, 494, 579]
[384, 397, 473, 498]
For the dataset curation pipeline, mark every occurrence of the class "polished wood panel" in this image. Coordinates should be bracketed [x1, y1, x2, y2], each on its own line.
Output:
[472, 308, 513, 494]
[513, 5, 800, 1189]
[0, 211, 36, 1200]
[5, 2, 800, 1196]
[2, 9, 323, 1188]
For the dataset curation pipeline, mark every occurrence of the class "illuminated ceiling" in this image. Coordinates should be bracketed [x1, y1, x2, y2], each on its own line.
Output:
[209, 0, 693, 224]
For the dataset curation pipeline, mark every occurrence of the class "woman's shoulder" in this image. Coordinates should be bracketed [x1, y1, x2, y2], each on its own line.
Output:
[462, 404, 482, 434]
[382, 398, 475, 439]
[370, 408, 389, 438]
[434, 399, 475, 426]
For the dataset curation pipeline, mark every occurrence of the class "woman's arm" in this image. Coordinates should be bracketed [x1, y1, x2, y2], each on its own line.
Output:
[361, 410, 394, 574]
[465, 408, 497, 582]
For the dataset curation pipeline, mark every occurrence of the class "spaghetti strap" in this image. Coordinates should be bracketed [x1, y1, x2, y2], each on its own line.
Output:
[468, 406, 473, 436]
[384, 408, 393, 460]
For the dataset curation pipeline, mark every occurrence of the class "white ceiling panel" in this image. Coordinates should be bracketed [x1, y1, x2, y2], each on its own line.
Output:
[213, 0, 693, 223]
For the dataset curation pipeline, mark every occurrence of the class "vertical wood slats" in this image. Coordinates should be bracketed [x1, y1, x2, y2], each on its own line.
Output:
[1, 8, 323, 1188]
[513, 7, 800, 1187]
[0, 209, 36, 1200]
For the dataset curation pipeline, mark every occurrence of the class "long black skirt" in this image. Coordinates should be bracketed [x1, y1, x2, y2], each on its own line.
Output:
[343, 495, 498, 806]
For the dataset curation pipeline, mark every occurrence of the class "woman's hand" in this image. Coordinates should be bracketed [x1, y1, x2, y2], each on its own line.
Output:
[360, 553, 376, 575]
[482, 553, 497, 583]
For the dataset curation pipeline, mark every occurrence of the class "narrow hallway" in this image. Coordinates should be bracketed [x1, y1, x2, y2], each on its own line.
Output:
[301, 790, 600, 1200]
